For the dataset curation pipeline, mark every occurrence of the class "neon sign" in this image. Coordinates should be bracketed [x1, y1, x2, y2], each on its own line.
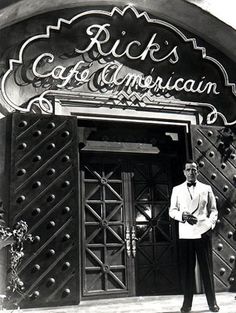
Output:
[32, 52, 219, 95]
[32, 54, 90, 88]
[1, 6, 236, 125]
[75, 24, 179, 64]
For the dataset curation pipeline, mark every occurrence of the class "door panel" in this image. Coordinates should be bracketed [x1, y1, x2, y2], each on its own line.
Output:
[191, 125, 236, 292]
[132, 158, 180, 295]
[81, 157, 130, 297]
[7, 113, 80, 308]
[81, 154, 180, 298]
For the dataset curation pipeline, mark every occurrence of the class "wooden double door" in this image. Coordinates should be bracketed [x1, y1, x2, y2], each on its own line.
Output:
[5, 113, 235, 309]
[80, 153, 180, 299]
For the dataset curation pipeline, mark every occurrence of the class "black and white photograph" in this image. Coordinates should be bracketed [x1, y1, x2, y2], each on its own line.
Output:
[0, 1, 235, 312]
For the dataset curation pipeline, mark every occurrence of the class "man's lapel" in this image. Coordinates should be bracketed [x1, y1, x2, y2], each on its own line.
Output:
[180, 183, 193, 210]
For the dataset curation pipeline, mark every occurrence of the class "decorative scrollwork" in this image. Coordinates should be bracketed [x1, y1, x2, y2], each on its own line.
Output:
[26, 91, 54, 114]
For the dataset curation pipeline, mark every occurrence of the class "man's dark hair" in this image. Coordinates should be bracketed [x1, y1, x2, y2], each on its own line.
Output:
[184, 159, 199, 169]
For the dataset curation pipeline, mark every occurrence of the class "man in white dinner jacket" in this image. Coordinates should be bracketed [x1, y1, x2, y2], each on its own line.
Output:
[169, 160, 219, 313]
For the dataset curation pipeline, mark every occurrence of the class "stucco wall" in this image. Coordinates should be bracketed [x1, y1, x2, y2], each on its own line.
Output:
[187, 0, 236, 30]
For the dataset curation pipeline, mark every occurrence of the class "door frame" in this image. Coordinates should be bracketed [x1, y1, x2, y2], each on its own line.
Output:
[77, 119, 192, 300]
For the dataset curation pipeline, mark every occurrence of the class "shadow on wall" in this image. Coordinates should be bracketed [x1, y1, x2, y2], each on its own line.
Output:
[216, 127, 236, 162]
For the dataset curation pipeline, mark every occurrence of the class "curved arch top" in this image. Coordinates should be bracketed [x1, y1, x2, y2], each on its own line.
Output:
[1, 0, 236, 63]
[0, 4, 236, 125]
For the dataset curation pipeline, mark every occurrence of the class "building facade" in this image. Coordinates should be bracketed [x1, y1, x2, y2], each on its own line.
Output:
[0, 0, 235, 309]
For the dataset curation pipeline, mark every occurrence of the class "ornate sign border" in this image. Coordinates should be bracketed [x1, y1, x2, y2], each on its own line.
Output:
[1, 5, 236, 125]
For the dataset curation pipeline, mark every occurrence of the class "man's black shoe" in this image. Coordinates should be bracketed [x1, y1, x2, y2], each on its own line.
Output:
[209, 304, 220, 312]
[180, 306, 191, 313]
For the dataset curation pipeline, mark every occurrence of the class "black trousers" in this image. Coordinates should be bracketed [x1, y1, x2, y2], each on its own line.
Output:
[179, 233, 216, 308]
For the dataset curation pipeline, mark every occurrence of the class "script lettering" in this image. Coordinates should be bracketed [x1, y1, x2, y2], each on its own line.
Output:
[32, 53, 90, 87]
[31, 54, 220, 96]
[101, 63, 220, 95]
[75, 24, 179, 64]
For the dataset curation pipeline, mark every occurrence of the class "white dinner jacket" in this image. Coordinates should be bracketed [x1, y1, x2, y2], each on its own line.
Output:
[169, 180, 218, 239]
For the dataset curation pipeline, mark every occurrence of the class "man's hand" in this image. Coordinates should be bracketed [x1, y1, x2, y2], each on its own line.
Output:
[182, 212, 198, 225]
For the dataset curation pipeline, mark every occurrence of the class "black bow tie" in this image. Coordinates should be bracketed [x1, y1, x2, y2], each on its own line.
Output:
[187, 182, 196, 187]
